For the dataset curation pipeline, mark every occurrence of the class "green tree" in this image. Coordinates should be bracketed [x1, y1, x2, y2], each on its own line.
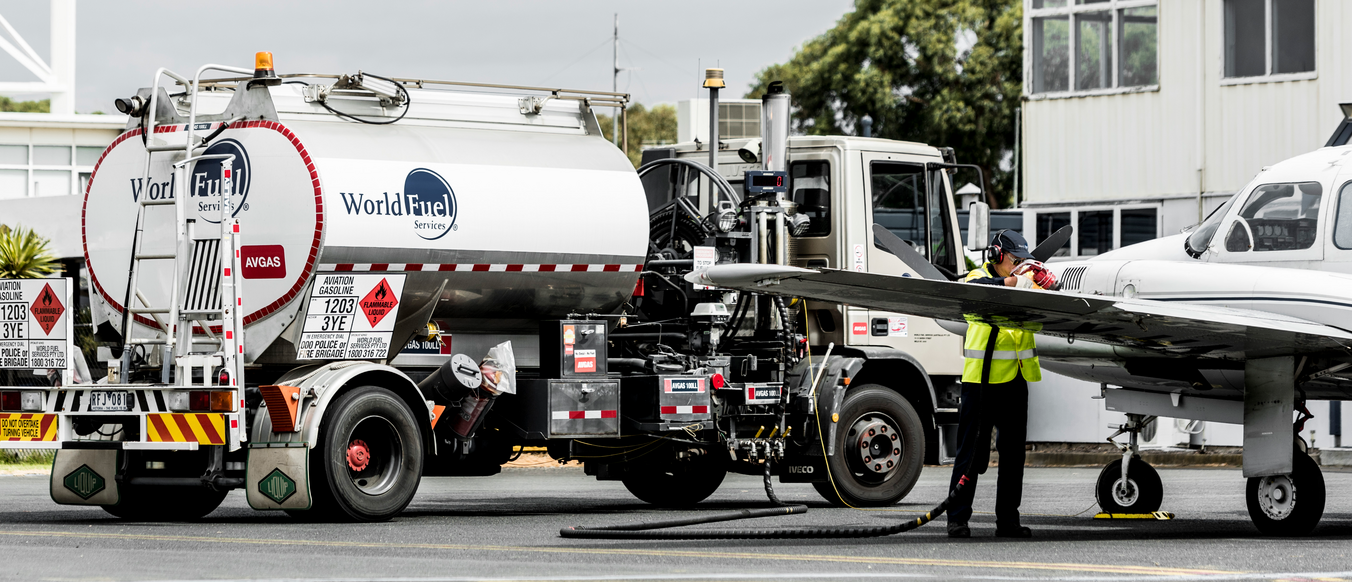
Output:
[0, 97, 50, 113]
[0, 224, 58, 279]
[747, 0, 1022, 207]
[597, 103, 678, 168]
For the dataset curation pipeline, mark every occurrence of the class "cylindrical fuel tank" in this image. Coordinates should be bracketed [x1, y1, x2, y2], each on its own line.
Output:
[82, 84, 648, 363]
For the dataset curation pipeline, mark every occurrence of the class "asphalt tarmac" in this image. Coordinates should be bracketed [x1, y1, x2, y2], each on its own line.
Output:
[1, 463, 1350, 581]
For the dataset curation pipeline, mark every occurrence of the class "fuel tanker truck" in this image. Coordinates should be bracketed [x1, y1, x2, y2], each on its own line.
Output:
[0, 54, 976, 521]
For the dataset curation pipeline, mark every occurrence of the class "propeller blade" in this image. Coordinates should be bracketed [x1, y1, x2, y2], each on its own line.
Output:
[1031, 225, 1072, 263]
[871, 223, 946, 281]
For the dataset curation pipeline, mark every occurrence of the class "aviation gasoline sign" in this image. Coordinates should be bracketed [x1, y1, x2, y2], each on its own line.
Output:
[297, 273, 406, 360]
[0, 278, 70, 370]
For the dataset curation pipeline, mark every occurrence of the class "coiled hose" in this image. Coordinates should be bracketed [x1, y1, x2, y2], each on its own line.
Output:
[559, 469, 975, 540]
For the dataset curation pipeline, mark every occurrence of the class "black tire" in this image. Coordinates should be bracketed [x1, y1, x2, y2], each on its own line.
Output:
[102, 484, 227, 521]
[621, 446, 727, 507]
[1095, 457, 1163, 513]
[293, 386, 423, 522]
[812, 385, 924, 507]
[1246, 448, 1325, 536]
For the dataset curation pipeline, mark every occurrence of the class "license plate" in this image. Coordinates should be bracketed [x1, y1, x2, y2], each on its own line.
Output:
[88, 391, 130, 412]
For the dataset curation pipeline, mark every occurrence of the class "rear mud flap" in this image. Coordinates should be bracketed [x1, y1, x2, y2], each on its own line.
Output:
[50, 450, 119, 506]
[246, 444, 311, 510]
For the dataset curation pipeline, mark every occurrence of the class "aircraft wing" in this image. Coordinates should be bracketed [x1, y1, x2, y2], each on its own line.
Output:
[688, 264, 1352, 360]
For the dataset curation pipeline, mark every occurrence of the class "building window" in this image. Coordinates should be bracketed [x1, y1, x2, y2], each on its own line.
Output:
[1027, 0, 1157, 95]
[718, 102, 761, 140]
[1078, 210, 1113, 256]
[1120, 208, 1158, 247]
[1034, 205, 1159, 258]
[1224, 0, 1315, 79]
[0, 143, 98, 200]
[1035, 212, 1071, 257]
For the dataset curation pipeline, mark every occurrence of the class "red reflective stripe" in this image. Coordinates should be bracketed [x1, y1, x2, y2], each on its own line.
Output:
[600, 410, 617, 419]
[171, 414, 197, 441]
[692, 406, 708, 413]
[538, 264, 556, 272]
[438, 264, 455, 271]
[148, 414, 172, 439]
[405, 263, 423, 271]
[369, 264, 389, 272]
[506, 264, 523, 272]
[570, 265, 588, 272]
[335, 264, 353, 272]
[568, 411, 585, 419]
[603, 264, 621, 272]
[195, 414, 223, 444]
[473, 264, 491, 272]
[659, 406, 677, 414]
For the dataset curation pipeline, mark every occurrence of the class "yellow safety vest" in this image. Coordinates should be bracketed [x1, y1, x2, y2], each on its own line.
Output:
[961, 263, 1041, 384]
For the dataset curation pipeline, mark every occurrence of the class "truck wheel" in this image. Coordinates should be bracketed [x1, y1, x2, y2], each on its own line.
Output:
[622, 446, 727, 507]
[102, 485, 227, 521]
[1095, 458, 1163, 514]
[302, 386, 423, 522]
[1246, 448, 1325, 536]
[812, 385, 924, 507]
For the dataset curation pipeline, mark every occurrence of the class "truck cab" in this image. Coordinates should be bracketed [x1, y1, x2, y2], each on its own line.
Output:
[641, 135, 971, 463]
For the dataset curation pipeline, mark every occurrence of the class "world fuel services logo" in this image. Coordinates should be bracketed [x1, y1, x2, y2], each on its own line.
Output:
[194, 138, 251, 223]
[339, 168, 458, 240]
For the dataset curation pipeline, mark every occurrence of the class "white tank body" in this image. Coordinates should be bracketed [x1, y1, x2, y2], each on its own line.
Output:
[83, 83, 648, 363]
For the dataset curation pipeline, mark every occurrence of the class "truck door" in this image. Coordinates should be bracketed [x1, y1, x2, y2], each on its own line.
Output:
[851, 152, 962, 374]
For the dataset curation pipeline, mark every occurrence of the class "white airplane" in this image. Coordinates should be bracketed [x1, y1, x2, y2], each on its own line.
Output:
[691, 143, 1352, 536]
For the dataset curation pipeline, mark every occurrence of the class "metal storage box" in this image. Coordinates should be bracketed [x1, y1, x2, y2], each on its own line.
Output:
[520, 378, 620, 438]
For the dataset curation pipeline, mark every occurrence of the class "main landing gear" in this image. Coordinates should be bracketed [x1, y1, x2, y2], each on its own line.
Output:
[1098, 411, 1327, 535]
[1096, 414, 1163, 514]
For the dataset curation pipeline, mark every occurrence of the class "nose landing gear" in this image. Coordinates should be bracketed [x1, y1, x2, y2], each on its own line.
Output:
[1096, 414, 1163, 514]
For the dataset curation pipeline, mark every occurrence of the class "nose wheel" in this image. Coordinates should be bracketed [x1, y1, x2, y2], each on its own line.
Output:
[1095, 457, 1163, 513]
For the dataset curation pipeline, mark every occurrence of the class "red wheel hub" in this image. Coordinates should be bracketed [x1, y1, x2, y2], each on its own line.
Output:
[347, 438, 371, 471]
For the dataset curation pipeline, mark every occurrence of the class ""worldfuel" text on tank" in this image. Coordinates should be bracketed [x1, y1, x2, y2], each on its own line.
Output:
[338, 167, 458, 240]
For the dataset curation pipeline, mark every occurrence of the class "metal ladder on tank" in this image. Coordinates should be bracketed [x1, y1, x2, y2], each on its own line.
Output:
[117, 64, 255, 393]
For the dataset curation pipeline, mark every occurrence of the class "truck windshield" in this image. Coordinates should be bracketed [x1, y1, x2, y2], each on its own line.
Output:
[1185, 194, 1238, 257]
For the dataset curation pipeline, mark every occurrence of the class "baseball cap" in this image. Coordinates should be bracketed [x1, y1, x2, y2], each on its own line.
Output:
[992, 230, 1035, 260]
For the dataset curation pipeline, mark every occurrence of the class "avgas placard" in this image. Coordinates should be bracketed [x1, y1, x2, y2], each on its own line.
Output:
[297, 273, 406, 360]
[0, 278, 70, 370]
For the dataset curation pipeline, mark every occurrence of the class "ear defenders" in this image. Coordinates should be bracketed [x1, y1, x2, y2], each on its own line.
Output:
[986, 229, 1012, 265]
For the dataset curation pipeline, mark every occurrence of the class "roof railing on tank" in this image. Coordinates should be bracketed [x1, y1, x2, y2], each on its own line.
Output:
[183, 73, 630, 109]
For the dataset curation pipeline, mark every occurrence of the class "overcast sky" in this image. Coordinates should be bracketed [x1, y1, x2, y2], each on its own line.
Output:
[0, 1, 854, 114]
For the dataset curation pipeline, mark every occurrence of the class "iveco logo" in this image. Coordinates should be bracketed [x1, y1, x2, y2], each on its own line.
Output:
[193, 138, 252, 223]
[339, 168, 459, 241]
[787, 466, 815, 474]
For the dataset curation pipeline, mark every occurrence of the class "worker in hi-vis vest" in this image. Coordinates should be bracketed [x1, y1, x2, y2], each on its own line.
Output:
[947, 230, 1057, 539]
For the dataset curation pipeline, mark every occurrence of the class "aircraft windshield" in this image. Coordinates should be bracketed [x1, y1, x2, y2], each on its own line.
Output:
[1185, 194, 1238, 257]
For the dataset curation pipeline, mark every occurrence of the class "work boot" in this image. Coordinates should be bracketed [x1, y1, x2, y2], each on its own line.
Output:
[994, 525, 1033, 538]
[947, 522, 971, 538]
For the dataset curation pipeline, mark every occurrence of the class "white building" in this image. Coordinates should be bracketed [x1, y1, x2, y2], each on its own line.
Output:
[0, 113, 125, 258]
[1020, 0, 1347, 448]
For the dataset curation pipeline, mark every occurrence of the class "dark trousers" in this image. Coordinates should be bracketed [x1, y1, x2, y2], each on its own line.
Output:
[947, 377, 1029, 527]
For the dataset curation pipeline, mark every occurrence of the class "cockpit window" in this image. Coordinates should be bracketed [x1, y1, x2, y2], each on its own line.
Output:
[1185, 194, 1238, 257]
[1233, 182, 1322, 252]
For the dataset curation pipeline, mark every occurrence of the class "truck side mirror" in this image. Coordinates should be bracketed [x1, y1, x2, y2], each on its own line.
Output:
[967, 201, 990, 252]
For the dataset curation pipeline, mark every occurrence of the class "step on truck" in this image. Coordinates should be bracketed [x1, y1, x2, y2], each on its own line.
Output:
[0, 54, 980, 521]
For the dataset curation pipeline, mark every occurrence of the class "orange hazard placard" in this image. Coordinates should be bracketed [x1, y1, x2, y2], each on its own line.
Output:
[0, 414, 56, 441]
[146, 413, 226, 444]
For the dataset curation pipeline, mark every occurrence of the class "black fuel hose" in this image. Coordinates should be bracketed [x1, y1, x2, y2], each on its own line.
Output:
[560, 435, 983, 540]
[559, 475, 970, 539]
